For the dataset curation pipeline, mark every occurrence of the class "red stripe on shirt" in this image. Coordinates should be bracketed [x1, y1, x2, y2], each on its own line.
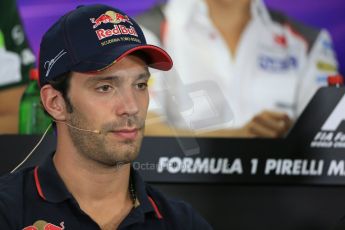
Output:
[148, 196, 163, 219]
[34, 166, 46, 200]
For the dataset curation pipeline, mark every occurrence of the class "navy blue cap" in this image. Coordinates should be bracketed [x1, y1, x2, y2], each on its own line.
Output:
[39, 4, 173, 87]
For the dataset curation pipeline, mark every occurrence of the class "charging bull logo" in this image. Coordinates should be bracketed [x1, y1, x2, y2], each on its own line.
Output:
[90, 11, 133, 29]
[23, 220, 65, 230]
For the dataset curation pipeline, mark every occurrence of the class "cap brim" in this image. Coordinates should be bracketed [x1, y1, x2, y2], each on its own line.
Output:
[72, 44, 173, 72]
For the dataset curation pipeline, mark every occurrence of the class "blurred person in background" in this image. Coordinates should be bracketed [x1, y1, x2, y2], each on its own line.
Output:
[137, 0, 339, 138]
[0, 0, 35, 133]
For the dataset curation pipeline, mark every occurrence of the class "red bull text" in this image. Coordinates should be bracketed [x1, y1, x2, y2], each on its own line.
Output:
[95, 25, 138, 40]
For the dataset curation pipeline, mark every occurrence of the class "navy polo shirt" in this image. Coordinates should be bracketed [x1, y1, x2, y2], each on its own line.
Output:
[0, 153, 212, 229]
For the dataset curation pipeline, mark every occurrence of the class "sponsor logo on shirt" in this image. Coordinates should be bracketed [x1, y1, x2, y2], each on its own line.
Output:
[316, 75, 328, 84]
[258, 55, 297, 72]
[23, 220, 65, 230]
[274, 34, 287, 47]
[321, 39, 333, 50]
[320, 39, 336, 58]
[317, 61, 337, 72]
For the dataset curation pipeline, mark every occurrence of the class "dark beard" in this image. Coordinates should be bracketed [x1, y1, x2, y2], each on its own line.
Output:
[67, 106, 145, 168]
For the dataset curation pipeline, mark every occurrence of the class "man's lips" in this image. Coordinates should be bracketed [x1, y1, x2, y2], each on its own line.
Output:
[110, 128, 139, 139]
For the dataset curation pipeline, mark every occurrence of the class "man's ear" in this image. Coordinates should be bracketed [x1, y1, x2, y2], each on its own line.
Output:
[40, 85, 68, 121]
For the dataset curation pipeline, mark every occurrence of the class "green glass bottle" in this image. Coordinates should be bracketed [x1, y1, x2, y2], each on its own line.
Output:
[18, 69, 51, 134]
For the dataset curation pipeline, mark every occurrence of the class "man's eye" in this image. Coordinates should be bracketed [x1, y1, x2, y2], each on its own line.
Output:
[96, 85, 113, 92]
[136, 83, 148, 90]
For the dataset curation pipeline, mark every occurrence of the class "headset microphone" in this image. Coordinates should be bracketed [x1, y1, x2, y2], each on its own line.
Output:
[11, 120, 101, 173]
[53, 120, 102, 134]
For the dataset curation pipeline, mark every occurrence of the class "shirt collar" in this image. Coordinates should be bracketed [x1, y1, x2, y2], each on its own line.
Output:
[34, 153, 160, 218]
[251, 0, 273, 26]
[34, 152, 72, 203]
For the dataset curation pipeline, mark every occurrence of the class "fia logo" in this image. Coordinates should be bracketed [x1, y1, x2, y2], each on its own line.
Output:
[311, 94, 345, 148]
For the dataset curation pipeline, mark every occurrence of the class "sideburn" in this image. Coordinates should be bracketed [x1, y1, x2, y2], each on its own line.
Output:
[64, 95, 74, 114]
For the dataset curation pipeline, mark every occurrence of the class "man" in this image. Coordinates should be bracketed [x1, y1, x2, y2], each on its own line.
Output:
[138, 0, 339, 138]
[0, 4, 212, 229]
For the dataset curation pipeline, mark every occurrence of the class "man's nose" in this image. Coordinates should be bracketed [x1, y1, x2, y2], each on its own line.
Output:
[115, 90, 140, 116]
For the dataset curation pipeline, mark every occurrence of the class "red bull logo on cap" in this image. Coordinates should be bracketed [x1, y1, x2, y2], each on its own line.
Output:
[23, 220, 65, 230]
[90, 11, 138, 40]
[95, 25, 138, 40]
[90, 11, 133, 29]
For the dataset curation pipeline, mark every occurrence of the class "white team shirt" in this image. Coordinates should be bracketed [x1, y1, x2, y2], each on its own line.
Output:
[144, 0, 338, 131]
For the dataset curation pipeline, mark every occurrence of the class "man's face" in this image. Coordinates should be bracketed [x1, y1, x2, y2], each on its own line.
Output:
[65, 55, 150, 167]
